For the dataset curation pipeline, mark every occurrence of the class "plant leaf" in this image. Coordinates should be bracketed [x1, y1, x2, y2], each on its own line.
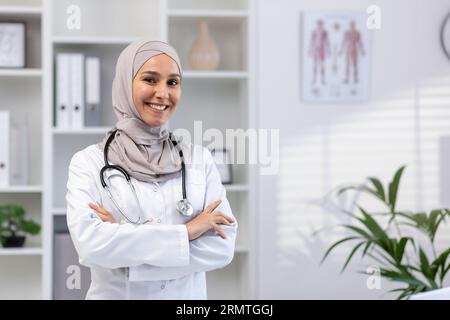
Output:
[337, 184, 389, 208]
[341, 241, 366, 273]
[321, 236, 360, 264]
[342, 224, 373, 240]
[357, 207, 392, 254]
[394, 237, 413, 263]
[418, 247, 439, 289]
[388, 165, 406, 213]
[336, 184, 361, 196]
[21, 220, 41, 235]
[397, 286, 416, 300]
[380, 268, 429, 289]
[357, 207, 388, 240]
[362, 241, 372, 258]
[428, 209, 447, 242]
[368, 177, 386, 202]
[430, 247, 450, 283]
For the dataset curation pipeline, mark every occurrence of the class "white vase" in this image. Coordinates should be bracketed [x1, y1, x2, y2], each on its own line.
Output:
[188, 20, 220, 71]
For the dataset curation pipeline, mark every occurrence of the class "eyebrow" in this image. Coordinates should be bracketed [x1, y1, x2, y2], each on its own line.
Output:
[140, 70, 181, 78]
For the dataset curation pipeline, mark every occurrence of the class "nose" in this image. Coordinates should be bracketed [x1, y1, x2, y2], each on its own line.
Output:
[155, 83, 169, 100]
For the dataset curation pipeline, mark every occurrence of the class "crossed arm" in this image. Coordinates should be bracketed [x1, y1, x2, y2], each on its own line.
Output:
[67, 147, 237, 281]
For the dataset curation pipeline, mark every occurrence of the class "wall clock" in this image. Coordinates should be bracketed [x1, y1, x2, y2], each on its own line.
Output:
[441, 13, 450, 60]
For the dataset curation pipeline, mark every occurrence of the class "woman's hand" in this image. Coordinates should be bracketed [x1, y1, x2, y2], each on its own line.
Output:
[88, 202, 116, 223]
[185, 200, 235, 241]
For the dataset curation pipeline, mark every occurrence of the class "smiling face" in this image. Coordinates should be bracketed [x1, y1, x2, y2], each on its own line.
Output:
[132, 54, 181, 127]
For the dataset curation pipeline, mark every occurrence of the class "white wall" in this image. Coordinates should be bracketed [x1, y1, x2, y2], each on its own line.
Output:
[255, 0, 450, 299]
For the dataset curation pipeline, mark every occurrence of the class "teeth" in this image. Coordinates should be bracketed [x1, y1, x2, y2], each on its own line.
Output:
[147, 103, 166, 111]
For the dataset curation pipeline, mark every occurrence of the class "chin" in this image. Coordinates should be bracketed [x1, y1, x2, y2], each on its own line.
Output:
[144, 119, 166, 127]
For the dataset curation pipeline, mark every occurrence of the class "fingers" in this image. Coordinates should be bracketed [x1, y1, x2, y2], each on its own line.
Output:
[88, 202, 101, 214]
[213, 215, 233, 226]
[212, 223, 226, 239]
[212, 212, 235, 224]
[204, 200, 222, 214]
[88, 202, 113, 223]
[89, 202, 104, 213]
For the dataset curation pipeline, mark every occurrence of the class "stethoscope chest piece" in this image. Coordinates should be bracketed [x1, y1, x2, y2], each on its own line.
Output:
[177, 199, 194, 217]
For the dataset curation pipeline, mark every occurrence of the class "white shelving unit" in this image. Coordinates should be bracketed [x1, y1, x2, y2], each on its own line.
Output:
[183, 70, 248, 79]
[1, 0, 256, 300]
[51, 127, 112, 135]
[0, 0, 44, 300]
[0, 69, 42, 77]
[0, 186, 43, 193]
[0, 5, 41, 15]
[51, 36, 141, 45]
[0, 248, 43, 256]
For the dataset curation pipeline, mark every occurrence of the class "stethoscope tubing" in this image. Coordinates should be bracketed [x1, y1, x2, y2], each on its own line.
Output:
[99, 130, 193, 224]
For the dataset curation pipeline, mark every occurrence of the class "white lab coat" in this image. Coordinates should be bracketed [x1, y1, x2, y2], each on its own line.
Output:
[65, 143, 237, 299]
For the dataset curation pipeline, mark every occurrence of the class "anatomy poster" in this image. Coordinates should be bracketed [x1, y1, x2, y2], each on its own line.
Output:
[302, 12, 370, 103]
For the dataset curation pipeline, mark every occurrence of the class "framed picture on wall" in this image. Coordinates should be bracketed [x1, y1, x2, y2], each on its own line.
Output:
[302, 11, 370, 103]
[0, 22, 25, 68]
[210, 148, 232, 184]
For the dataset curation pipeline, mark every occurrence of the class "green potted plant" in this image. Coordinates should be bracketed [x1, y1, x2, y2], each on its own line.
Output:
[320, 165, 450, 299]
[0, 203, 41, 248]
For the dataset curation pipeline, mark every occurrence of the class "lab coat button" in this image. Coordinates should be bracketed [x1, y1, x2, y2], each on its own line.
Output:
[161, 284, 165, 290]
[157, 219, 161, 223]
[153, 187, 158, 192]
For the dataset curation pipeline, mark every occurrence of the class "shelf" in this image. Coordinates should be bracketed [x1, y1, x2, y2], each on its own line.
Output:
[168, 9, 248, 18]
[52, 208, 66, 216]
[225, 184, 249, 192]
[183, 71, 247, 79]
[52, 127, 112, 135]
[0, 185, 42, 193]
[0, 6, 42, 16]
[0, 69, 42, 77]
[52, 36, 139, 45]
[169, 17, 247, 71]
[0, 248, 42, 256]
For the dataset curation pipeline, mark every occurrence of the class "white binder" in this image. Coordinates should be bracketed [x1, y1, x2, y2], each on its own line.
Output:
[85, 57, 101, 126]
[70, 54, 85, 129]
[0, 111, 10, 187]
[10, 124, 28, 185]
[56, 54, 71, 129]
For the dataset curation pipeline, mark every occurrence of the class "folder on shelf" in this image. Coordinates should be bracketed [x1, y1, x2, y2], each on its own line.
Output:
[70, 54, 85, 129]
[0, 111, 10, 187]
[85, 57, 101, 127]
[55, 54, 71, 129]
[10, 124, 28, 186]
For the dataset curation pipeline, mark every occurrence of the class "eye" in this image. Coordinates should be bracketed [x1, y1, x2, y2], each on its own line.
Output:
[168, 79, 179, 86]
[143, 78, 156, 84]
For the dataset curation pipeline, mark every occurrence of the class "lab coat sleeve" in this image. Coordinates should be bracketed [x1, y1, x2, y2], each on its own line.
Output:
[128, 147, 238, 281]
[66, 151, 190, 269]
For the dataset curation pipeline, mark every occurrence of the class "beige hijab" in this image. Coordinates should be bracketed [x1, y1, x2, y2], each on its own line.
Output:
[98, 40, 183, 183]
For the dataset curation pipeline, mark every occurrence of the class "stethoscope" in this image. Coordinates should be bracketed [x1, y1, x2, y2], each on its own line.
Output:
[100, 130, 194, 225]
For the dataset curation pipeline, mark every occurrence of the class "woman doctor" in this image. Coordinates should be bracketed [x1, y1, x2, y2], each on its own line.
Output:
[66, 40, 237, 300]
